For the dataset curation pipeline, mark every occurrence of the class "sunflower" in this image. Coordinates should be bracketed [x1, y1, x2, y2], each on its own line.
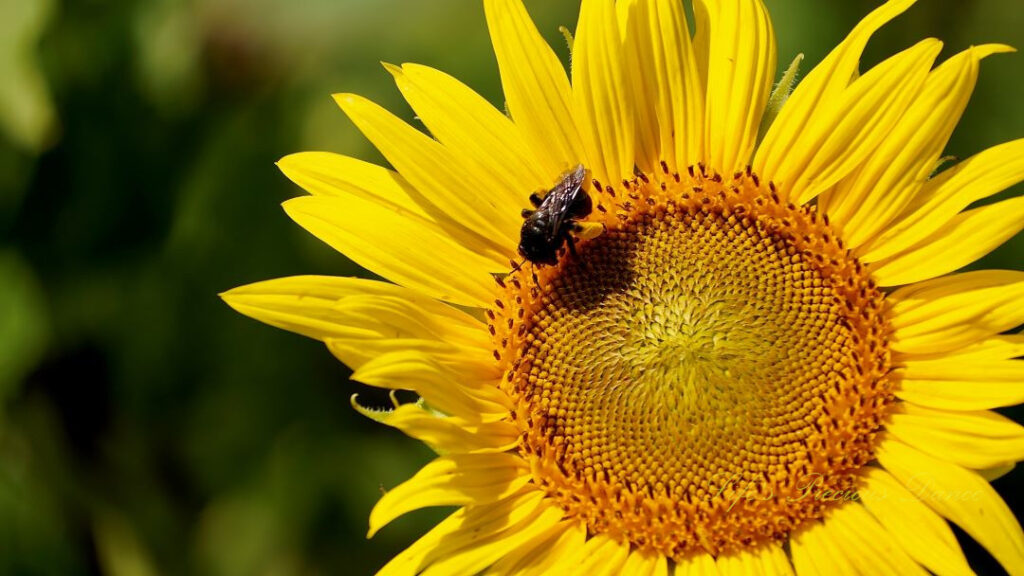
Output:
[222, 0, 1024, 573]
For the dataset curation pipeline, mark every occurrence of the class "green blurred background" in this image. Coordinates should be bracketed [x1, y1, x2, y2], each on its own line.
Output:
[0, 0, 1020, 574]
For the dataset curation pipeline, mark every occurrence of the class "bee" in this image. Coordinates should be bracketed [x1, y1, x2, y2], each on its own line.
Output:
[518, 164, 604, 266]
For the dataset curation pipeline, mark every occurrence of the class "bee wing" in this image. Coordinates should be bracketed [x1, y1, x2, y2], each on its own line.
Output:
[541, 166, 587, 242]
[542, 188, 579, 242]
[547, 165, 586, 198]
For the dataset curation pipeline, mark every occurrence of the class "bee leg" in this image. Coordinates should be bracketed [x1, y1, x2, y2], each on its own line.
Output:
[521, 208, 535, 218]
[529, 192, 544, 207]
[566, 234, 579, 260]
[571, 221, 606, 241]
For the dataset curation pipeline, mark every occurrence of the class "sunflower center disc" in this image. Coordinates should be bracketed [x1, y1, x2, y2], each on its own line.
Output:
[491, 168, 895, 559]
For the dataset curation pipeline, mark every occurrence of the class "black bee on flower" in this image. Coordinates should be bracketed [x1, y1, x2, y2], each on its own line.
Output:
[518, 164, 605, 266]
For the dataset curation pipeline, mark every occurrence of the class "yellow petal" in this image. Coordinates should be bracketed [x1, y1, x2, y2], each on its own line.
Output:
[901, 334, 1024, 362]
[760, 544, 796, 576]
[697, 0, 776, 174]
[783, 39, 941, 205]
[283, 195, 499, 308]
[872, 195, 1024, 286]
[886, 403, 1024, 469]
[754, 0, 916, 194]
[889, 270, 1024, 355]
[859, 466, 972, 576]
[376, 490, 548, 576]
[896, 379, 1024, 412]
[220, 275, 487, 348]
[621, 547, 669, 576]
[221, 276, 499, 381]
[328, 339, 496, 384]
[877, 438, 1024, 576]
[691, 0, 710, 89]
[868, 140, 1024, 261]
[351, 350, 510, 421]
[277, 152, 427, 217]
[222, 276, 383, 341]
[826, 45, 1014, 249]
[896, 356, 1024, 411]
[418, 496, 565, 576]
[622, 0, 703, 173]
[980, 463, 1016, 482]
[540, 534, 629, 575]
[823, 502, 928, 575]
[716, 544, 794, 576]
[789, 519, 856, 576]
[617, 0, 657, 173]
[223, 276, 502, 393]
[572, 0, 635, 187]
[485, 520, 586, 576]
[368, 453, 530, 537]
[351, 399, 519, 455]
[901, 356, 1024, 381]
[675, 552, 719, 576]
[386, 63, 549, 206]
[330, 294, 489, 351]
[861, 138, 1024, 261]
[571, 535, 630, 575]
[374, 506, 461, 576]
[483, 0, 584, 176]
[334, 93, 516, 254]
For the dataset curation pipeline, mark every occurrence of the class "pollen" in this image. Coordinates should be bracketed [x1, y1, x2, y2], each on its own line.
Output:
[490, 166, 894, 559]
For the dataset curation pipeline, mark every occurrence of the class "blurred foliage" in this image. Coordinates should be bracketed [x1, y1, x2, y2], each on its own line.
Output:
[0, 0, 57, 153]
[0, 0, 1020, 574]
